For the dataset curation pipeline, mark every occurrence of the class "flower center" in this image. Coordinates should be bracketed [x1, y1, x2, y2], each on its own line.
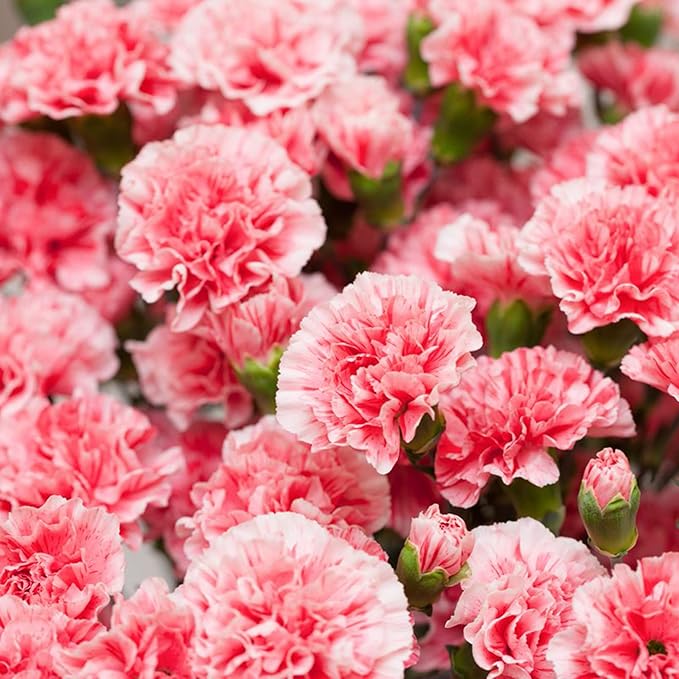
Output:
[647, 639, 666, 656]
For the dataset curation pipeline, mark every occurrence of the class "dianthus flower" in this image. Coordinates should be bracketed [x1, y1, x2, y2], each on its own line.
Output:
[621, 334, 679, 402]
[0, 0, 177, 123]
[179, 512, 414, 677]
[276, 272, 482, 474]
[548, 553, 679, 677]
[170, 0, 363, 115]
[179, 416, 390, 559]
[116, 124, 326, 331]
[435, 346, 635, 507]
[519, 180, 679, 336]
[449, 518, 605, 679]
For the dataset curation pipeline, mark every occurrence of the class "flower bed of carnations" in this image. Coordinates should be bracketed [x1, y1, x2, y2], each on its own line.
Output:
[1, 0, 679, 676]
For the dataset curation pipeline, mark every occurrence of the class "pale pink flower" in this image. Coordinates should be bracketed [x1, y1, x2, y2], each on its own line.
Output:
[587, 105, 679, 197]
[520, 180, 679, 336]
[548, 553, 679, 677]
[0, 128, 115, 291]
[57, 578, 194, 679]
[79, 256, 137, 324]
[180, 96, 325, 176]
[450, 518, 606, 679]
[435, 346, 635, 507]
[127, 307, 253, 430]
[170, 0, 363, 116]
[129, 0, 201, 31]
[408, 505, 474, 578]
[0, 497, 124, 620]
[178, 512, 414, 677]
[622, 334, 679, 402]
[0, 0, 178, 123]
[206, 274, 336, 369]
[179, 416, 390, 559]
[421, 0, 576, 122]
[0, 394, 183, 547]
[505, 0, 635, 32]
[276, 272, 482, 474]
[580, 42, 679, 113]
[116, 124, 326, 331]
[581, 448, 635, 508]
[0, 595, 100, 678]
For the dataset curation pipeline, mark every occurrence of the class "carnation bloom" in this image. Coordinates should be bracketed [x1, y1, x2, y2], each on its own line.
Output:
[0, 497, 124, 620]
[421, 0, 577, 122]
[179, 416, 390, 559]
[548, 553, 679, 677]
[129, 0, 201, 31]
[581, 448, 636, 509]
[170, 0, 363, 115]
[0, 595, 100, 678]
[0, 394, 182, 547]
[621, 334, 679, 401]
[116, 124, 326, 331]
[0, 0, 177, 123]
[179, 512, 414, 677]
[587, 105, 679, 198]
[0, 129, 115, 292]
[57, 578, 194, 678]
[505, 0, 636, 32]
[519, 180, 679, 336]
[276, 272, 482, 474]
[449, 518, 606, 679]
[127, 306, 253, 430]
[435, 346, 635, 507]
[79, 256, 137, 324]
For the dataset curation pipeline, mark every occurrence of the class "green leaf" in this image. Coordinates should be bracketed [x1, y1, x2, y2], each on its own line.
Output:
[14, 0, 66, 24]
[619, 4, 663, 47]
[451, 644, 488, 679]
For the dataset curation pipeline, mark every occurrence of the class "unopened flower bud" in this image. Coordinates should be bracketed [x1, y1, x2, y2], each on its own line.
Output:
[396, 505, 473, 610]
[578, 448, 640, 558]
[234, 346, 283, 415]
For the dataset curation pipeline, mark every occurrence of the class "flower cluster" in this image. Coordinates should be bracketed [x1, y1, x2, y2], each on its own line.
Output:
[2, 0, 679, 676]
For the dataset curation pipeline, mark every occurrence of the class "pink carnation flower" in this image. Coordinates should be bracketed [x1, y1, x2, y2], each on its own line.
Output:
[57, 578, 194, 678]
[0, 129, 115, 291]
[581, 447, 636, 508]
[116, 124, 326, 331]
[435, 346, 635, 507]
[170, 0, 363, 116]
[179, 512, 414, 677]
[276, 272, 482, 474]
[587, 105, 679, 197]
[127, 306, 253, 430]
[129, 0, 201, 31]
[621, 334, 679, 402]
[179, 416, 390, 559]
[79, 256, 137, 324]
[450, 518, 606, 679]
[520, 180, 679, 336]
[0, 0, 177, 123]
[0, 394, 182, 547]
[0, 595, 100, 678]
[505, 0, 635, 32]
[0, 496, 123, 620]
[548, 553, 679, 677]
[421, 0, 576, 122]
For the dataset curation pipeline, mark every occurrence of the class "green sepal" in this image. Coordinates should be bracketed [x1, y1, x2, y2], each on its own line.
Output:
[581, 319, 646, 371]
[396, 541, 448, 610]
[233, 346, 283, 416]
[506, 477, 565, 535]
[619, 4, 664, 47]
[432, 84, 496, 164]
[349, 161, 405, 229]
[404, 14, 435, 96]
[578, 482, 640, 557]
[402, 408, 445, 462]
[451, 643, 488, 679]
[14, 0, 67, 24]
[485, 299, 552, 358]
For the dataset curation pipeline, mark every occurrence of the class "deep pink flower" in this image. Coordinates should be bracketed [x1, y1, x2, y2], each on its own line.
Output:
[170, 0, 363, 115]
[0, 0, 178, 123]
[407, 505, 474, 578]
[0, 595, 100, 678]
[116, 124, 326, 331]
[621, 334, 679, 401]
[178, 512, 414, 677]
[179, 416, 390, 559]
[127, 306, 253, 430]
[0, 394, 183, 547]
[57, 578, 194, 678]
[548, 553, 679, 677]
[435, 346, 635, 507]
[276, 272, 482, 474]
[0, 496, 124, 620]
[519, 180, 679, 336]
[450, 518, 605, 679]
[581, 448, 636, 508]
[0, 128, 115, 292]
